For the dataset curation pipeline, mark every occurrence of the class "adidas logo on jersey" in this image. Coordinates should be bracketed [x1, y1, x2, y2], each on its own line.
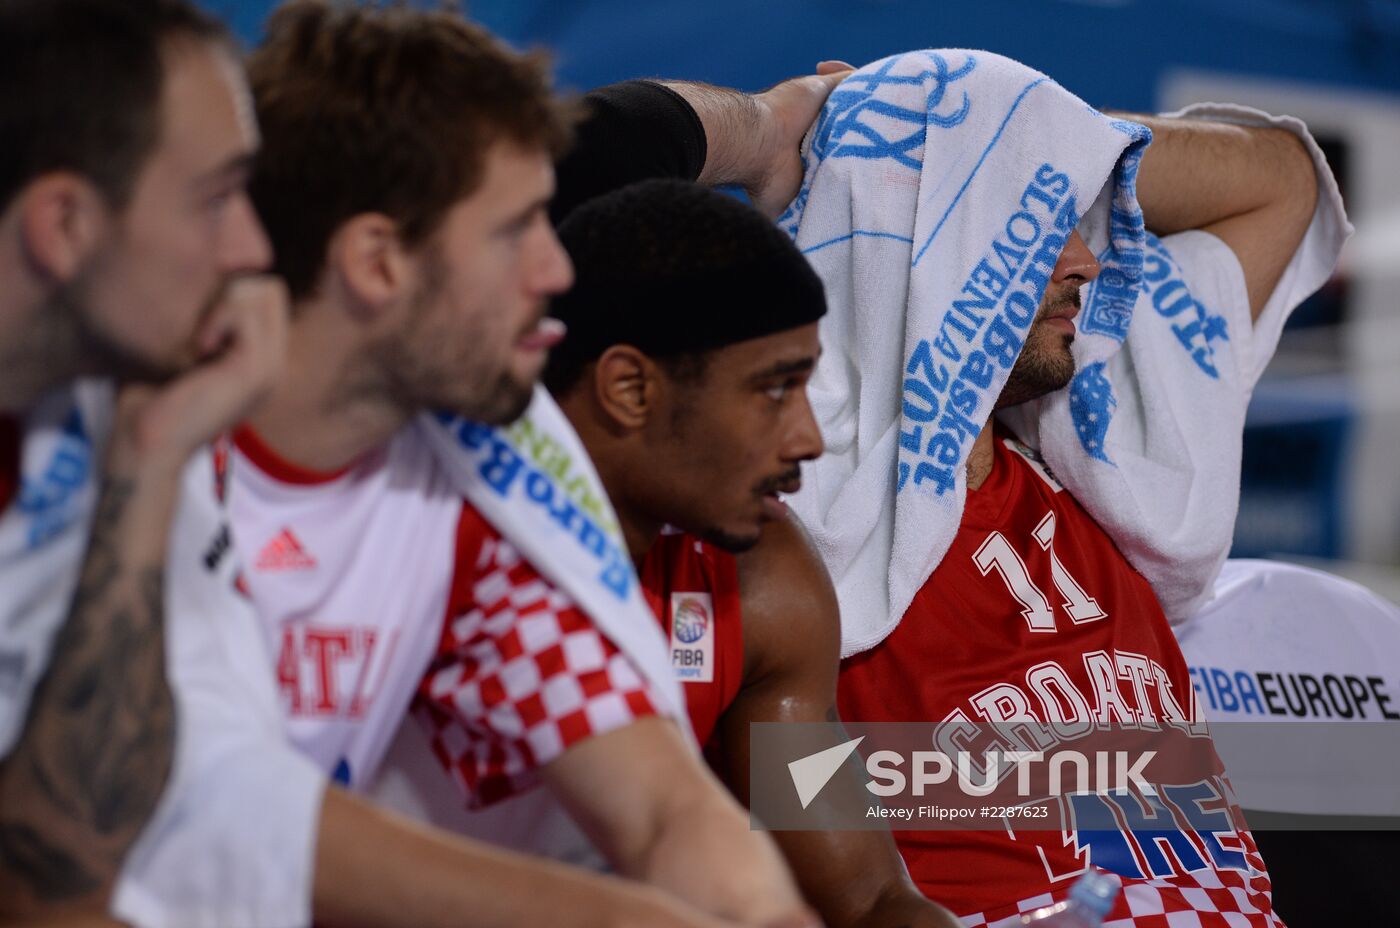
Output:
[256, 527, 317, 571]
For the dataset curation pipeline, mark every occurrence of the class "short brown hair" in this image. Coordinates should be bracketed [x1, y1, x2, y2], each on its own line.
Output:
[0, 0, 228, 214]
[248, 0, 577, 301]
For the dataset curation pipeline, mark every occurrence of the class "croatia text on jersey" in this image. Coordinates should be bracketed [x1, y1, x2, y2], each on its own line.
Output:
[276, 624, 402, 719]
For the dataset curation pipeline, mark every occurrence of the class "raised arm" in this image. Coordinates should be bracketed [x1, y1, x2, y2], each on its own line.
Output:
[660, 62, 850, 218]
[0, 279, 286, 918]
[1128, 113, 1319, 320]
[553, 65, 847, 223]
[724, 513, 960, 928]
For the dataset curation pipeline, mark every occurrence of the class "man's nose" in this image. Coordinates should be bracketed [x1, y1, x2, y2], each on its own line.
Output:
[220, 192, 273, 274]
[1052, 229, 1100, 285]
[785, 392, 825, 463]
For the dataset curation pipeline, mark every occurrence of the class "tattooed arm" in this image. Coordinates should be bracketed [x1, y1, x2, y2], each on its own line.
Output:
[0, 279, 287, 918]
[0, 438, 180, 914]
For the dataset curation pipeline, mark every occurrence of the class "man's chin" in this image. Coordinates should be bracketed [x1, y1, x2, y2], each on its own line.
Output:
[88, 341, 189, 387]
[700, 524, 762, 555]
[996, 351, 1076, 409]
[458, 377, 534, 426]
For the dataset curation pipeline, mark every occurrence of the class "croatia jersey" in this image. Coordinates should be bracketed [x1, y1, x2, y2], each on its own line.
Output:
[229, 425, 662, 806]
[639, 529, 745, 746]
[839, 428, 1282, 928]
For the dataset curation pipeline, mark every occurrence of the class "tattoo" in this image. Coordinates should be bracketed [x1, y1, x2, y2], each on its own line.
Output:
[0, 477, 176, 909]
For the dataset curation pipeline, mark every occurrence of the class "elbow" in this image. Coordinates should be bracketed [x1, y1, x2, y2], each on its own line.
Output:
[1271, 128, 1321, 230]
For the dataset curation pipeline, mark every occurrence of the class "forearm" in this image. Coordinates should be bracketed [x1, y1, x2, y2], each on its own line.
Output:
[656, 81, 764, 190]
[1126, 113, 1317, 238]
[857, 883, 961, 928]
[772, 827, 958, 928]
[638, 784, 808, 926]
[0, 441, 183, 913]
[312, 789, 698, 928]
[543, 718, 808, 926]
[1126, 110, 1320, 317]
[654, 68, 848, 218]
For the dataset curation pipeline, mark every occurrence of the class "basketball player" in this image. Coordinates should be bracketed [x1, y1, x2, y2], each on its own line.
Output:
[221, 2, 849, 926]
[835, 111, 1340, 925]
[541, 178, 964, 928]
[0, 0, 286, 918]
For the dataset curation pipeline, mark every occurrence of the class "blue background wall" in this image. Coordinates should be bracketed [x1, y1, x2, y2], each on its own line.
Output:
[207, 0, 1400, 107]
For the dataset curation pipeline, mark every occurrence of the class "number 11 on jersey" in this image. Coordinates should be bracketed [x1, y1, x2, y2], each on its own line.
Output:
[974, 511, 1108, 633]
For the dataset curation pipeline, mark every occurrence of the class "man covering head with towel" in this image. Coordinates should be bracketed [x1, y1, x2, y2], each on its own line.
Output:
[781, 50, 1349, 925]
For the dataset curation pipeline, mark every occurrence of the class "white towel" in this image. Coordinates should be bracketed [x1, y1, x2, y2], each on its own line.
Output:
[1000, 106, 1350, 626]
[418, 385, 686, 721]
[782, 51, 1349, 657]
[781, 49, 1150, 657]
[116, 444, 323, 928]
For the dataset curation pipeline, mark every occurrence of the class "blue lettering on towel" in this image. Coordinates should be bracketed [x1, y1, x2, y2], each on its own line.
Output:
[18, 408, 94, 549]
[1141, 234, 1228, 379]
[897, 163, 1075, 496]
[780, 52, 976, 235]
[1080, 142, 1145, 342]
[811, 52, 976, 169]
[434, 413, 633, 600]
[1069, 361, 1116, 464]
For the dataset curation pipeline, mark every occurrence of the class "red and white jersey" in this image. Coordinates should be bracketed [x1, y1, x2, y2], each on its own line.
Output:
[839, 427, 1282, 928]
[230, 425, 661, 806]
[639, 530, 745, 747]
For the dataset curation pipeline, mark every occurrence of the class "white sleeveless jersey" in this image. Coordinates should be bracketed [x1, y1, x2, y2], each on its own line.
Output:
[228, 425, 661, 800]
[229, 426, 460, 783]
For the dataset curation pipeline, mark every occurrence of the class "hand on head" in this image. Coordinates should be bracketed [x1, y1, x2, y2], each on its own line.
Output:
[745, 61, 855, 218]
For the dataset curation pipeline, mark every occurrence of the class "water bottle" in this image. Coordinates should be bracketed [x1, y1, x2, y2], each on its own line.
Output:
[1017, 869, 1120, 925]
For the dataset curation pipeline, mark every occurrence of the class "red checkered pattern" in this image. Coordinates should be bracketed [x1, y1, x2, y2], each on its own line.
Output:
[959, 835, 1285, 928]
[413, 532, 659, 807]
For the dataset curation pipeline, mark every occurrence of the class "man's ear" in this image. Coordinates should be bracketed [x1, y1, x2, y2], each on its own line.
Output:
[324, 213, 413, 315]
[17, 173, 108, 281]
[593, 344, 658, 431]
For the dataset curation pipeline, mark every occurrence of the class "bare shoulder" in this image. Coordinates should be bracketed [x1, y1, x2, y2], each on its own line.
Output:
[734, 508, 841, 683]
